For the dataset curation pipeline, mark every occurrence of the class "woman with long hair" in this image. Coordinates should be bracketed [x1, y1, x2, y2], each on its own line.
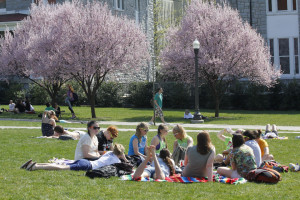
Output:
[182, 131, 215, 181]
[74, 121, 100, 161]
[65, 84, 76, 119]
[133, 146, 175, 180]
[217, 133, 257, 178]
[41, 110, 56, 136]
[171, 125, 193, 165]
[151, 124, 168, 154]
[22, 144, 127, 171]
[128, 122, 149, 159]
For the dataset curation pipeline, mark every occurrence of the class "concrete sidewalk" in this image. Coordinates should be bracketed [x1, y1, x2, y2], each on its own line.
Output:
[1, 126, 300, 133]
[0, 118, 300, 131]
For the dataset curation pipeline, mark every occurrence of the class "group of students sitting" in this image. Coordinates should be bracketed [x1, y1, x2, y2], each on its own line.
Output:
[4, 99, 35, 114]
[21, 121, 276, 181]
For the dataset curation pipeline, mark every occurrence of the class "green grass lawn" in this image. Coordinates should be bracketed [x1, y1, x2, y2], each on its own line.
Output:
[1, 128, 300, 199]
[1, 105, 300, 126]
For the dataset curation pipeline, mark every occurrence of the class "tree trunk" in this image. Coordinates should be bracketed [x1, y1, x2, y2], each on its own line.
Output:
[214, 97, 220, 118]
[89, 94, 96, 118]
[50, 90, 58, 106]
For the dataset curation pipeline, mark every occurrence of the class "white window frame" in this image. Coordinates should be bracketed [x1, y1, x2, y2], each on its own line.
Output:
[135, 0, 139, 25]
[267, 0, 298, 13]
[114, 0, 124, 11]
[0, 0, 6, 13]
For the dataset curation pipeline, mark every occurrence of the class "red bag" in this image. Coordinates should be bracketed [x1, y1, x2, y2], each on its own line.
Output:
[260, 161, 289, 173]
[246, 168, 281, 184]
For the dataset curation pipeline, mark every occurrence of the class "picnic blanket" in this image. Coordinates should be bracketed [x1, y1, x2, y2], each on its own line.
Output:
[263, 136, 288, 140]
[120, 173, 247, 185]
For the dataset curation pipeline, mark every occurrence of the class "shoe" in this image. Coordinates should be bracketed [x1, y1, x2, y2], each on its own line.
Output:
[26, 162, 37, 171]
[20, 159, 32, 169]
[148, 121, 154, 125]
[289, 163, 300, 172]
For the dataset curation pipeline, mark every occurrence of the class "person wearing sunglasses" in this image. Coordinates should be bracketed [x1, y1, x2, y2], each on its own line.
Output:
[74, 121, 101, 161]
[151, 124, 168, 154]
[96, 126, 118, 155]
[128, 122, 149, 159]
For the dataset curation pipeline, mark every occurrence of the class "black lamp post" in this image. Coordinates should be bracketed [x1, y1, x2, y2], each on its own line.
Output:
[193, 39, 201, 120]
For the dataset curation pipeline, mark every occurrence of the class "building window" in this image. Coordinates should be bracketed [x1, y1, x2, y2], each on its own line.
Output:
[0, 0, 6, 9]
[279, 38, 290, 74]
[268, 0, 272, 11]
[135, 0, 140, 25]
[277, 0, 288, 10]
[295, 38, 299, 74]
[269, 39, 274, 65]
[114, 0, 124, 10]
[48, 0, 56, 4]
[293, 0, 297, 10]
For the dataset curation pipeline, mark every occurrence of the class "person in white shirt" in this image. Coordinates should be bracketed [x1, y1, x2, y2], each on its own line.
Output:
[242, 130, 262, 167]
[184, 109, 194, 119]
[8, 100, 15, 112]
[21, 144, 128, 171]
[74, 121, 101, 161]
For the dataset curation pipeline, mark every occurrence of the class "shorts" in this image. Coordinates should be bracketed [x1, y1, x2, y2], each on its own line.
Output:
[144, 166, 169, 178]
[155, 107, 164, 118]
[231, 170, 242, 178]
[67, 159, 92, 171]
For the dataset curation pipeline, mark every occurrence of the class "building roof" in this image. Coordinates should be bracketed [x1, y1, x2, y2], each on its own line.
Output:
[0, 14, 28, 22]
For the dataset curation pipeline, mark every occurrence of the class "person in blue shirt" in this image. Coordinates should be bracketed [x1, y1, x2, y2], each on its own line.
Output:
[128, 122, 149, 159]
[149, 88, 167, 125]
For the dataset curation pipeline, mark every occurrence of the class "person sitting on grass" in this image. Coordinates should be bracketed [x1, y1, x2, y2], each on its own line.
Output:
[54, 103, 61, 119]
[171, 124, 193, 166]
[45, 102, 55, 111]
[15, 99, 26, 113]
[151, 124, 168, 155]
[242, 130, 262, 167]
[8, 100, 15, 112]
[97, 126, 119, 155]
[217, 133, 257, 178]
[253, 130, 274, 161]
[128, 122, 149, 159]
[74, 121, 100, 161]
[133, 145, 175, 180]
[214, 128, 245, 166]
[182, 131, 215, 181]
[41, 110, 56, 137]
[21, 144, 128, 171]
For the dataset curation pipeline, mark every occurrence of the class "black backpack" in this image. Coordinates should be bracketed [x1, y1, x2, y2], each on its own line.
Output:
[72, 93, 78, 102]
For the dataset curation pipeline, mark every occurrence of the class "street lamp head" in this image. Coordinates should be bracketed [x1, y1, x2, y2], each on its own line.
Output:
[193, 39, 200, 50]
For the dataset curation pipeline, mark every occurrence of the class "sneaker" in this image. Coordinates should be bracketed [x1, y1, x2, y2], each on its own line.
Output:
[289, 163, 300, 172]
[148, 121, 154, 125]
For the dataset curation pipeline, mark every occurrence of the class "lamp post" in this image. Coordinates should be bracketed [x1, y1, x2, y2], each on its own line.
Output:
[193, 39, 201, 120]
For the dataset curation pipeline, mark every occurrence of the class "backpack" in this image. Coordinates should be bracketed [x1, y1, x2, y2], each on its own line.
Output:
[58, 135, 74, 140]
[72, 93, 78, 102]
[260, 161, 289, 173]
[246, 168, 281, 184]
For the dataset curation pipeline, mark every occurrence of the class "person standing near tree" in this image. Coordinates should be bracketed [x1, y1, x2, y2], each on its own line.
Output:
[65, 84, 76, 119]
[149, 88, 167, 125]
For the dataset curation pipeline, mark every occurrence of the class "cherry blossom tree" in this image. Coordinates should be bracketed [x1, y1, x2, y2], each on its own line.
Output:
[62, 1, 149, 118]
[0, 4, 73, 105]
[160, 0, 281, 117]
[1, 1, 149, 118]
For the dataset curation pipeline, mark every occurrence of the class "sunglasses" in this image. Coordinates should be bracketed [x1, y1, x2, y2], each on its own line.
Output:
[93, 126, 100, 130]
[141, 128, 149, 132]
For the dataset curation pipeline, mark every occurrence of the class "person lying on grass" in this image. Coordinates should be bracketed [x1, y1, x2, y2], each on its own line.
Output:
[217, 133, 257, 178]
[128, 122, 149, 160]
[21, 144, 128, 171]
[46, 125, 86, 140]
[133, 145, 175, 180]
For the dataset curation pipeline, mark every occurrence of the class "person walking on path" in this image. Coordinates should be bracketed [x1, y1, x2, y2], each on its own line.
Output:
[65, 84, 76, 119]
[149, 88, 167, 125]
